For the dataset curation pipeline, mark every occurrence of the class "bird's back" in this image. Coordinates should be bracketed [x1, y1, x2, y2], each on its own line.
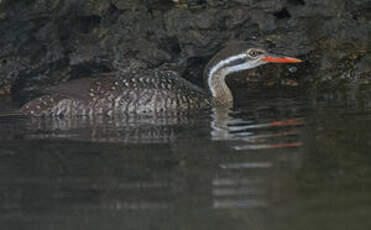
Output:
[19, 69, 213, 116]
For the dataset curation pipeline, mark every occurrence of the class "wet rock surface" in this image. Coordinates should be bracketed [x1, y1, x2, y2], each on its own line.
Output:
[0, 0, 370, 104]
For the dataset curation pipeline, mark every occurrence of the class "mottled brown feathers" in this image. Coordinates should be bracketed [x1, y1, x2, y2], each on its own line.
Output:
[20, 70, 213, 117]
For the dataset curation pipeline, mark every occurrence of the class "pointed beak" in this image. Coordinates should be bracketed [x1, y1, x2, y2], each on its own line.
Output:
[262, 54, 302, 63]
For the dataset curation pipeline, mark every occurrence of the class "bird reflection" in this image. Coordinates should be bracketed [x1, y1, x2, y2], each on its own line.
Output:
[3, 107, 305, 147]
[211, 107, 303, 149]
[6, 112, 200, 143]
[207, 107, 304, 209]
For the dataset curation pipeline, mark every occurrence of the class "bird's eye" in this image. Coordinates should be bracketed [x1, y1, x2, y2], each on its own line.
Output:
[249, 50, 263, 57]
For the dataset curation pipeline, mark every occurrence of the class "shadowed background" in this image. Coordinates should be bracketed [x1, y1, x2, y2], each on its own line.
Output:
[0, 0, 369, 104]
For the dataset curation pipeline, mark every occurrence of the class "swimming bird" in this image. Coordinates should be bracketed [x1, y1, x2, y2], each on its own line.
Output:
[18, 42, 301, 117]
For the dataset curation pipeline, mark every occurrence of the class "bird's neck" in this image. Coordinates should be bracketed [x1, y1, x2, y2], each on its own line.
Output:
[207, 68, 233, 106]
[204, 52, 249, 106]
[205, 54, 264, 106]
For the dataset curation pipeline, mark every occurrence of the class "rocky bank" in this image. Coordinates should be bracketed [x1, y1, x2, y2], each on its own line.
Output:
[0, 0, 370, 104]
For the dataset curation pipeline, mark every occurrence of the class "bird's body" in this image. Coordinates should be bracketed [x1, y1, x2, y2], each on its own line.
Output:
[19, 71, 215, 116]
[18, 42, 301, 117]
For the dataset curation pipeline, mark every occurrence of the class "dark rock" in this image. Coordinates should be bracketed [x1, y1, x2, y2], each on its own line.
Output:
[251, 10, 276, 33]
[224, 7, 251, 28]
[0, 0, 369, 102]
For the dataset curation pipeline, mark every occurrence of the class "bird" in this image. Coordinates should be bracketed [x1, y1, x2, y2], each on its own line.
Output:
[17, 42, 302, 117]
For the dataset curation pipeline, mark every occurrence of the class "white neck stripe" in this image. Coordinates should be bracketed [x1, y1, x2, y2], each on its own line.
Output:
[225, 60, 261, 75]
[208, 53, 247, 80]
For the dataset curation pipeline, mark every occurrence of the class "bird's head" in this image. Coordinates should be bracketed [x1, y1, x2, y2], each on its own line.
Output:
[205, 42, 302, 81]
[242, 47, 302, 66]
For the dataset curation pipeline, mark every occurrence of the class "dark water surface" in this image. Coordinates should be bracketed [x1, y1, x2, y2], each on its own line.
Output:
[0, 89, 370, 230]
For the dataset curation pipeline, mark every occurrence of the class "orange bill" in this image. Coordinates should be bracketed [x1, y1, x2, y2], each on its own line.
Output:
[263, 55, 302, 63]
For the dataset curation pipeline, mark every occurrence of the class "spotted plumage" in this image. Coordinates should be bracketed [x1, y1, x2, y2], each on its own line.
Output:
[20, 70, 214, 117]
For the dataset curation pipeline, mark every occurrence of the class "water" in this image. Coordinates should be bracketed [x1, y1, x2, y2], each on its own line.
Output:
[0, 88, 370, 230]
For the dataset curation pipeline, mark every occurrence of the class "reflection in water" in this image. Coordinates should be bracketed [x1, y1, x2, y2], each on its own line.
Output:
[1, 92, 371, 229]
[209, 107, 303, 210]
[211, 107, 303, 150]
[0, 112, 206, 143]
